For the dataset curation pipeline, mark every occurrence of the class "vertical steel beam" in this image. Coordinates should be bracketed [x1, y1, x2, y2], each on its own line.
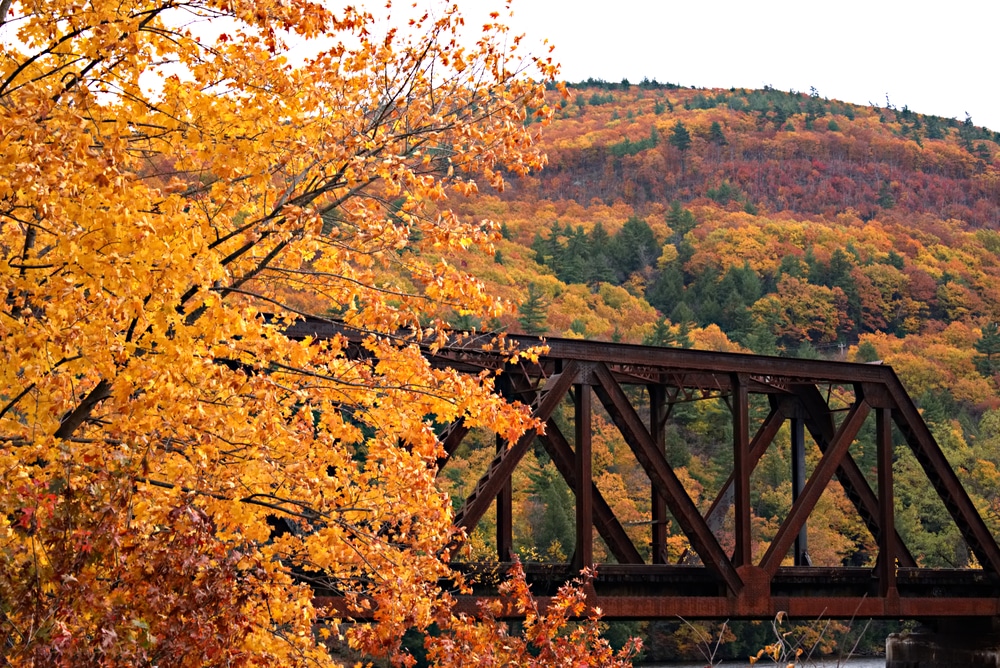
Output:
[539, 419, 644, 564]
[496, 434, 513, 561]
[877, 407, 896, 595]
[649, 384, 668, 564]
[761, 400, 870, 577]
[732, 373, 752, 568]
[791, 417, 809, 566]
[591, 363, 743, 594]
[700, 403, 785, 540]
[575, 383, 594, 571]
[455, 362, 579, 533]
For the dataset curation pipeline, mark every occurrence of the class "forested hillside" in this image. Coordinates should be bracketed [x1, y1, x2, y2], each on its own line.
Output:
[438, 81, 1000, 660]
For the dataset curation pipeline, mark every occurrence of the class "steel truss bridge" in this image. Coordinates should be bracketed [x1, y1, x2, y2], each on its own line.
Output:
[292, 320, 1000, 621]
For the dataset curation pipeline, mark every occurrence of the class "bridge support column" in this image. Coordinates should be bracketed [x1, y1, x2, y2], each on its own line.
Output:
[496, 434, 513, 560]
[791, 416, 809, 566]
[649, 385, 667, 564]
[573, 383, 593, 571]
[887, 622, 1000, 667]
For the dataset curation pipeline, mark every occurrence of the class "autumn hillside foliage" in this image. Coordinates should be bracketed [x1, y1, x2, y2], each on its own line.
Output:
[436, 80, 1000, 659]
[0, 1, 645, 666]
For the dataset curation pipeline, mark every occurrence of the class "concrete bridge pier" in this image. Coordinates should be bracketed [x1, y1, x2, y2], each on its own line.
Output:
[887, 620, 1000, 667]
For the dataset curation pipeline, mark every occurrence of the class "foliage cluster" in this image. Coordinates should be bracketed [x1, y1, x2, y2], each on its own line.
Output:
[0, 0, 653, 665]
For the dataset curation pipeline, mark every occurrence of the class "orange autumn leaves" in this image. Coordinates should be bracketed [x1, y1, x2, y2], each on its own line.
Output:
[0, 0, 631, 665]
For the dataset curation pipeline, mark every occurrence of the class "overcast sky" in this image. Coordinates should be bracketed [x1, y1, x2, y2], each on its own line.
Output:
[496, 0, 1000, 131]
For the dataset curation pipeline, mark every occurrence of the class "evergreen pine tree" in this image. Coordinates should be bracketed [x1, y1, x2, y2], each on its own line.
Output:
[974, 322, 1000, 377]
[643, 318, 677, 347]
[669, 121, 692, 175]
[518, 283, 549, 335]
[527, 464, 575, 560]
[877, 181, 895, 209]
[669, 120, 692, 152]
[708, 121, 727, 145]
[665, 200, 697, 238]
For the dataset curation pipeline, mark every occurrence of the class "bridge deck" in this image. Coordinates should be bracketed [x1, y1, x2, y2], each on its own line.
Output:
[446, 563, 1000, 620]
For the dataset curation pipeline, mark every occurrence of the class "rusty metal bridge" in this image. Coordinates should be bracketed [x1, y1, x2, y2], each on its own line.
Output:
[293, 320, 1000, 621]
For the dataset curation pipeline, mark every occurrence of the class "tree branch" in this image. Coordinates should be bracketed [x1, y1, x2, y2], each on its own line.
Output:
[54, 379, 111, 439]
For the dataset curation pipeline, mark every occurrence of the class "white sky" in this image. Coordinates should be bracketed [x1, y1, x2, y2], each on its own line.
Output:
[495, 0, 1000, 132]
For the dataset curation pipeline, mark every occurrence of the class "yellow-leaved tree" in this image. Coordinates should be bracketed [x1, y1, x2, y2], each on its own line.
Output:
[0, 0, 639, 665]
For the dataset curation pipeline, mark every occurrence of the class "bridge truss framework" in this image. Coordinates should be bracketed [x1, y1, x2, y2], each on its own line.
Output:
[295, 321, 1000, 620]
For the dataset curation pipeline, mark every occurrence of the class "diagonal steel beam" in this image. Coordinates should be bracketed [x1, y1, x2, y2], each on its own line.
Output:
[795, 384, 917, 568]
[885, 372, 1000, 576]
[539, 418, 645, 565]
[760, 399, 870, 577]
[437, 417, 470, 468]
[591, 362, 743, 595]
[454, 361, 580, 533]
[700, 403, 787, 549]
[502, 364, 645, 565]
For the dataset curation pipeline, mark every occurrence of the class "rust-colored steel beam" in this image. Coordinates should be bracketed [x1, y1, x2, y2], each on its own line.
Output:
[649, 385, 668, 564]
[444, 594, 1000, 622]
[437, 417, 469, 465]
[886, 371, 1000, 575]
[454, 362, 579, 532]
[320, 564, 1000, 620]
[539, 418, 645, 565]
[284, 318, 888, 389]
[574, 384, 594, 571]
[591, 362, 743, 595]
[732, 373, 751, 567]
[500, 333, 890, 385]
[795, 383, 917, 569]
[496, 434, 513, 560]
[761, 399, 870, 577]
[877, 407, 896, 596]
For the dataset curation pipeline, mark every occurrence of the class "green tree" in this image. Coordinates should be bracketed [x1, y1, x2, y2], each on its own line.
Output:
[709, 121, 728, 145]
[518, 283, 550, 335]
[855, 340, 880, 363]
[742, 320, 780, 356]
[644, 318, 678, 347]
[646, 264, 685, 314]
[771, 104, 788, 129]
[524, 463, 575, 560]
[925, 115, 945, 139]
[665, 200, 697, 238]
[610, 216, 660, 277]
[586, 222, 618, 284]
[877, 181, 895, 209]
[669, 121, 692, 175]
[975, 322, 1000, 377]
[669, 120, 692, 152]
